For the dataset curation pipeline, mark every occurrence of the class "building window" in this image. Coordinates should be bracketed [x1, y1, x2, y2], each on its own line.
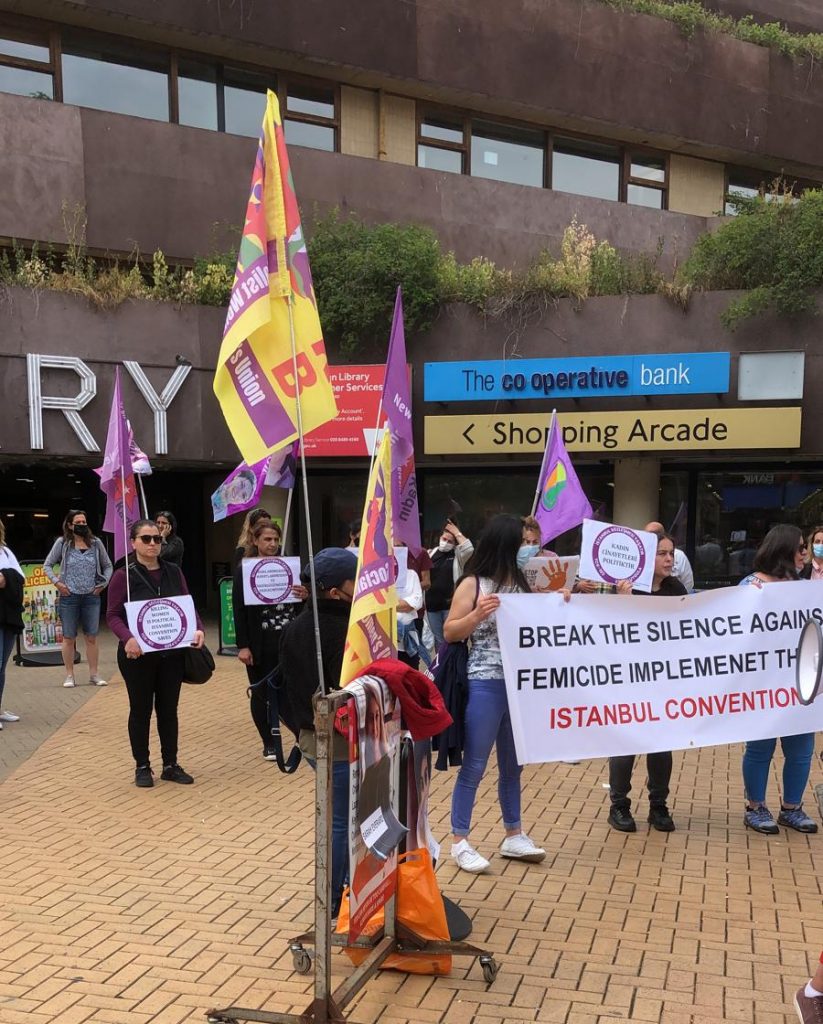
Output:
[470, 120, 546, 188]
[626, 153, 667, 208]
[177, 59, 218, 131]
[417, 112, 466, 174]
[552, 138, 621, 201]
[62, 33, 169, 121]
[282, 80, 337, 151]
[222, 66, 274, 138]
[0, 20, 56, 100]
[724, 167, 817, 215]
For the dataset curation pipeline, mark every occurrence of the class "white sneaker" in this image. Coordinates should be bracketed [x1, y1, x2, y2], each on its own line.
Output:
[500, 832, 546, 863]
[0, 711, 20, 722]
[89, 675, 107, 686]
[450, 839, 490, 874]
[63, 676, 76, 688]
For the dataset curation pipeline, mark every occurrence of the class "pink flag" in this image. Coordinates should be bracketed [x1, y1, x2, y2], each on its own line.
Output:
[383, 288, 422, 555]
[98, 368, 140, 561]
[533, 414, 592, 544]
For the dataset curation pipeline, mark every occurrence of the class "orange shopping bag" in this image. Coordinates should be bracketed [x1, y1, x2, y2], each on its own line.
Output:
[336, 849, 452, 975]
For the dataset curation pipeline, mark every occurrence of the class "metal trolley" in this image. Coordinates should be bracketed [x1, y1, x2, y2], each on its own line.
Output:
[206, 689, 499, 1024]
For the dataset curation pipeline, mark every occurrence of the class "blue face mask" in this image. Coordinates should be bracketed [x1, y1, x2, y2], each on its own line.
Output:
[814, 544, 823, 559]
[517, 544, 539, 568]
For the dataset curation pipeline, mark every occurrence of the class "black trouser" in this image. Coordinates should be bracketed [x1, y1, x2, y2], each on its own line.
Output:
[609, 751, 673, 809]
[397, 651, 419, 671]
[245, 664, 271, 745]
[118, 647, 184, 767]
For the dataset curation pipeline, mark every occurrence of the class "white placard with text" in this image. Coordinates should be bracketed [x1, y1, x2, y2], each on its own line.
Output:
[579, 519, 656, 593]
[126, 595, 197, 654]
[241, 557, 302, 605]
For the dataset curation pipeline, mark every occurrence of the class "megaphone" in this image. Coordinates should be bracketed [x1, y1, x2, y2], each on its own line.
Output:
[796, 618, 823, 705]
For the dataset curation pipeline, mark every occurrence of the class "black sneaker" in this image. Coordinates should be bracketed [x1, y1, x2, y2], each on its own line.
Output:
[135, 765, 154, 788]
[160, 763, 194, 784]
[648, 804, 675, 832]
[607, 805, 636, 832]
[263, 746, 278, 761]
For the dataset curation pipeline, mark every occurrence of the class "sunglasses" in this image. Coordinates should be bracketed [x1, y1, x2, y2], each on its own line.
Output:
[138, 534, 162, 544]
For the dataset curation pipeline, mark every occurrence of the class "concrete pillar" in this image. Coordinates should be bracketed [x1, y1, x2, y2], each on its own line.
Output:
[613, 458, 660, 528]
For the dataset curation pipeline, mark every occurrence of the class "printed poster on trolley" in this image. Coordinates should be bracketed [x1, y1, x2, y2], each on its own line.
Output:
[346, 676, 406, 941]
[20, 562, 63, 653]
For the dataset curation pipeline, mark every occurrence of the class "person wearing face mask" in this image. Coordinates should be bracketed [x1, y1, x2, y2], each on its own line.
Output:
[800, 525, 823, 580]
[425, 521, 473, 649]
[44, 510, 113, 688]
[279, 547, 357, 917]
[232, 519, 308, 759]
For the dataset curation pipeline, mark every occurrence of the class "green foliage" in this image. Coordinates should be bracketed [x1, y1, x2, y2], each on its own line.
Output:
[307, 211, 442, 353]
[681, 188, 823, 327]
[596, 0, 823, 62]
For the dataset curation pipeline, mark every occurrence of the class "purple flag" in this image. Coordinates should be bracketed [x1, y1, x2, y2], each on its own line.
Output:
[98, 368, 140, 561]
[211, 459, 268, 522]
[264, 440, 298, 489]
[383, 288, 422, 555]
[533, 415, 592, 543]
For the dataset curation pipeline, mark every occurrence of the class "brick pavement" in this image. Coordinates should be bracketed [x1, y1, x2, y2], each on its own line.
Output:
[0, 650, 820, 1024]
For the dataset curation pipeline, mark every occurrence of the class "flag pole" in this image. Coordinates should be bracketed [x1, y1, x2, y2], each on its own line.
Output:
[121, 459, 131, 604]
[281, 486, 294, 554]
[366, 286, 401, 481]
[287, 296, 327, 696]
[530, 408, 557, 517]
[137, 475, 149, 519]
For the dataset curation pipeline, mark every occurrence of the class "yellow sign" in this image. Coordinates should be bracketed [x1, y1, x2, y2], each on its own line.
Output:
[424, 408, 802, 455]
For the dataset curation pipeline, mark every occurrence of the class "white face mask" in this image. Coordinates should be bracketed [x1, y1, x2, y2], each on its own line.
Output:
[438, 540, 455, 553]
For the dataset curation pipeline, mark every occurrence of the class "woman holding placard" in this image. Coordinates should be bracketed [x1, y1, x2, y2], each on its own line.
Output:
[232, 519, 307, 759]
[444, 514, 550, 874]
[738, 524, 818, 835]
[106, 519, 205, 789]
[607, 531, 687, 834]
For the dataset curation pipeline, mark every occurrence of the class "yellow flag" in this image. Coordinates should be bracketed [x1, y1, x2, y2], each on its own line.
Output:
[213, 91, 337, 465]
[341, 432, 397, 685]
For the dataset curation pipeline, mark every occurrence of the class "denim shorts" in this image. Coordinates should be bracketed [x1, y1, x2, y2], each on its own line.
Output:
[58, 592, 101, 639]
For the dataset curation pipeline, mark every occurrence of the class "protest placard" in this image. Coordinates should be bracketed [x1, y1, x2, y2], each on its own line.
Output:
[126, 595, 197, 654]
[523, 555, 579, 593]
[579, 519, 657, 592]
[496, 583, 823, 764]
[241, 556, 301, 605]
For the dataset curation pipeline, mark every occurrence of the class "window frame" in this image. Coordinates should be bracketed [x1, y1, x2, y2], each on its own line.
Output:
[0, 12, 60, 100]
[278, 72, 339, 151]
[623, 148, 669, 209]
[416, 105, 469, 175]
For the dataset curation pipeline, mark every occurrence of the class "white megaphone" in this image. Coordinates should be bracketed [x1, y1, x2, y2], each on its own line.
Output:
[796, 618, 823, 705]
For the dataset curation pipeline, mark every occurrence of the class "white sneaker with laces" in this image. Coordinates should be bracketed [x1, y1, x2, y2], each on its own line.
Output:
[0, 711, 20, 722]
[89, 675, 108, 687]
[500, 832, 546, 863]
[63, 676, 76, 688]
[450, 839, 490, 874]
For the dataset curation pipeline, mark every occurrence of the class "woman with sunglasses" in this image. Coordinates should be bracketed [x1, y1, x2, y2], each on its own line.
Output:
[738, 524, 818, 835]
[106, 519, 205, 789]
[44, 509, 113, 688]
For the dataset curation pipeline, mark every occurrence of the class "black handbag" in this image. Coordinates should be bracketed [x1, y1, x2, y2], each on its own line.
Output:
[182, 644, 215, 684]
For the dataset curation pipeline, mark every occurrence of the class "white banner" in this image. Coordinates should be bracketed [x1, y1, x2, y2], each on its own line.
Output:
[579, 519, 657, 593]
[523, 555, 579, 593]
[241, 556, 302, 605]
[126, 595, 196, 654]
[496, 583, 823, 765]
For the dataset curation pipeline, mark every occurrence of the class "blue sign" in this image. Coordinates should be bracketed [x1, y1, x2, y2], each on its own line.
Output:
[424, 352, 730, 402]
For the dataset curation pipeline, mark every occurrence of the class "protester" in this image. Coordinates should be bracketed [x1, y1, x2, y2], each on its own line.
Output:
[794, 952, 823, 1023]
[644, 520, 694, 591]
[0, 519, 24, 727]
[156, 511, 184, 567]
[800, 524, 823, 580]
[106, 519, 205, 788]
[233, 507, 272, 567]
[44, 510, 113, 688]
[425, 521, 473, 648]
[607, 531, 687, 834]
[396, 560, 424, 669]
[279, 547, 356, 917]
[522, 514, 558, 559]
[739, 524, 818, 835]
[445, 513, 553, 873]
[233, 519, 306, 759]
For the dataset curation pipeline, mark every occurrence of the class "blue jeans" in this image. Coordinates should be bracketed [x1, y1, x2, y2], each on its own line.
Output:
[427, 610, 449, 650]
[0, 628, 15, 707]
[307, 757, 350, 916]
[58, 592, 101, 638]
[742, 733, 816, 806]
[450, 677, 522, 836]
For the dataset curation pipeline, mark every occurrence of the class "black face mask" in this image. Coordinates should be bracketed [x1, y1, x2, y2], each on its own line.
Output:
[72, 524, 90, 538]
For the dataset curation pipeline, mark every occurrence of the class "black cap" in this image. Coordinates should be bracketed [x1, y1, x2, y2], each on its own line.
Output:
[302, 547, 358, 590]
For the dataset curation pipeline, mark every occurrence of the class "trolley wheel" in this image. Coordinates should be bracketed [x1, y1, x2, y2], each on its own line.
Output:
[290, 943, 313, 975]
[206, 1015, 238, 1024]
[479, 955, 499, 984]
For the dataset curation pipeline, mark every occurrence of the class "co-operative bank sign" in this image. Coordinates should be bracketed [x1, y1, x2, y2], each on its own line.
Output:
[424, 352, 730, 401]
